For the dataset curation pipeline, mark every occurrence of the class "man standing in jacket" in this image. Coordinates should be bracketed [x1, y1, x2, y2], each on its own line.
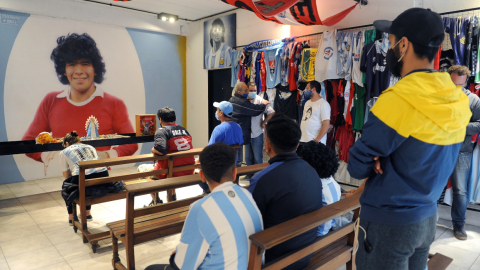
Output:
[448, 65, 480, 240]
[346, 8, 471, 270]
[229, 82, 269, 167]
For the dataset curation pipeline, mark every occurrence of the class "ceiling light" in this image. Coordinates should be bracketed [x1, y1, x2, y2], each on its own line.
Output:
[157, 13, 178, 23]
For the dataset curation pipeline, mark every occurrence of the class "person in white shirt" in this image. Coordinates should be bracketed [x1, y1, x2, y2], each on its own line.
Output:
[298, 80, 331, 156]
[246, 82, 275, 167]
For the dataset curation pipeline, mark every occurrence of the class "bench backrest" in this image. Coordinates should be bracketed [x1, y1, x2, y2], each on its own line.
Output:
[247, 192, 362, 270]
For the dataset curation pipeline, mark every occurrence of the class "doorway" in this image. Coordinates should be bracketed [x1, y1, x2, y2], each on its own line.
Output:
[208, 68, 233, 138]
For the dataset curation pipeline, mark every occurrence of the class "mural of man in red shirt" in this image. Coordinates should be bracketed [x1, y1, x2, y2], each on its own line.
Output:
[22, 33, 138, 171]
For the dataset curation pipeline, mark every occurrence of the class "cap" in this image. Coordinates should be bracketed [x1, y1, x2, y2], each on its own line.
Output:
[213, 101, 233, 117]
[373, 8, 444, 47]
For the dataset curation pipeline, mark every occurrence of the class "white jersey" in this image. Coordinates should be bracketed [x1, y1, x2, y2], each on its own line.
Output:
[337, 31, 353, 80]
[343, 81, 351, 118]
[205, 43, 232, 69]
[315, 30, 342, 82]
[351, 31, 365, 87]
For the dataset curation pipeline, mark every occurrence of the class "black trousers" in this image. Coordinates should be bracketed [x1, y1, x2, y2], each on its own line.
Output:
[65, 171, 109, 214]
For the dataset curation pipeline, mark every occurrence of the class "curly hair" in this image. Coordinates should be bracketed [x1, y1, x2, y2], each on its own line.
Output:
[50, 33, 106, 85]
[302, 141, 339, 179]
[447, 65, 472, 77]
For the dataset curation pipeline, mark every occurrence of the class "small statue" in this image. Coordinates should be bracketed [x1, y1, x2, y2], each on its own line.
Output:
[85, 115, 99, 139]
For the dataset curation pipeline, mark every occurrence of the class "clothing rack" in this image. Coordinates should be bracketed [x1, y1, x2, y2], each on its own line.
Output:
[233, 6, 480, 51]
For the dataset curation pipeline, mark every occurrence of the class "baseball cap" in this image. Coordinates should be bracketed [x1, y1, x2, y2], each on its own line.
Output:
[373, 8, 444, 47]
[213, 101, 233, 117]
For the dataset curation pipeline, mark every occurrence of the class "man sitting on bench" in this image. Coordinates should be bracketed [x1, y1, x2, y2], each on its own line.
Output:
[248, 114, 323, 270]
[146, 142, 263, 270]
[148, 107, 195, 206]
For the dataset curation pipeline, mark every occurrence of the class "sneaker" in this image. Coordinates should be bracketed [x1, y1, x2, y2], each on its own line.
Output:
[144, 198, 163, 208]
[69, 219, 73, 226]
[453, 224, 467, 240]
[86, 215, 93, 221]
[171, 194, 177, 202]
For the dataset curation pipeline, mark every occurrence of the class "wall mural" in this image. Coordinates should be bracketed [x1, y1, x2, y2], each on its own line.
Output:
[204, 13, 236, 70]
[0, 10, 186, 183]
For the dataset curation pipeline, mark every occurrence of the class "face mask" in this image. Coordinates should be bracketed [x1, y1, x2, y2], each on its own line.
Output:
[248, 92, 257, 99]
[304, 90, 312, 99]
[215, 112, 220, 121]
[386, 39, 406, 78]
[243, 93, 249, 98]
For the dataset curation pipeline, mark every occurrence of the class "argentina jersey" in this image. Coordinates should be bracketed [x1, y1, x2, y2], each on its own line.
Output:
[60, 144, 107, 176]
[317, 177, 341, 236]
[174, 181, 263, 270]
[205, 43, 232, 69]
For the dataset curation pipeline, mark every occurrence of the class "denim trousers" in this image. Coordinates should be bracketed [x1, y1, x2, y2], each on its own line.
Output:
[451, 151, 472, 227]
[236, 145, 244, 167]
[245, 133, 264, 166]
[356, 214, 436, 270]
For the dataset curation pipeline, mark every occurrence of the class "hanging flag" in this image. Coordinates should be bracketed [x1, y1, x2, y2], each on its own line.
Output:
[220, 0, 366, 26]
[244, 39, 284, 51]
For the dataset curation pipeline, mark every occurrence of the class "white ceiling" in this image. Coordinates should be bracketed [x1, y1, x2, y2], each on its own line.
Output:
[84, 0, 236, 21]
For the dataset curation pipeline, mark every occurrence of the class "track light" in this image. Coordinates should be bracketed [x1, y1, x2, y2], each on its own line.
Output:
[157, 13, 178, 23]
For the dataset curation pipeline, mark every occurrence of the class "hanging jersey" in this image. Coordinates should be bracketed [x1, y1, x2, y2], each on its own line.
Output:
[315, 30, 341, 82]
[351, 31, 365, 87]
[205, 43, 232, 69]
[231, 50, 243, 87]
[279, 46, 289, 86]
[471, 16, 479, 77]
[337, 31, 353, 80]
[300, 48, 318, 82]
[444, 16, 469, 66]
[360, 40, 390, 102]
[154, 124, 194, 179]
[343, 81, 351, 118]
[288, 43, 301, 90]
[265, 49, 281, 88]
[273, 84, 298, 121]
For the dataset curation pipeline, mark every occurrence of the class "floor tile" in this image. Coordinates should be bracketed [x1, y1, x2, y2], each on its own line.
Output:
[18, 193, 61, 212]
[29, 206, 70, 232]
[6, 246, 64, 270]
[55, 239, 111, 261]
[0, 256, 9, 270]
[118, 240, 170, 262]
[34, 176, 64, 184]
[134, 250, 172, 270]
[432, 224, 480, 253]
[436, 218, 452, 240]
[0, 187, 15, 200]
[37, 180, 64, 193]
[429, 242, 479, 268]
[35, 261, 72, 270]
[0, 233, 53, 258]
[0, 223, 43, 243]
[44, 226, 84, 245]
[0, 198, 26, 217]
[6, 181, 40, 190]
[0, 212, 36, 228]
[48, 191, 66, 205]
[470, 255, 480, 270]
[10, 186, 45, 198]
[66, 252, 114, 270]
[156, 233, 181, 250]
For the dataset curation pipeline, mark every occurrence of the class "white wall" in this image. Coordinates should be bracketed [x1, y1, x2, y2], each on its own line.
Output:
[0, 0, 188, 35]
[187, 0, 480, 148]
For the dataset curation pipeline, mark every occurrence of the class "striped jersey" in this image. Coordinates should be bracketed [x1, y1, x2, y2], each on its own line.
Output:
[174, 181, 263, 270]
[317, 176, 341, 236]
[59, 143, 107, 176]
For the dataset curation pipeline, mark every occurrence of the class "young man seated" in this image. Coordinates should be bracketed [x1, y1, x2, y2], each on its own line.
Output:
[146, 143, 263, 270]
[301, 141, 353, 236]
[248, 114, 323, 270]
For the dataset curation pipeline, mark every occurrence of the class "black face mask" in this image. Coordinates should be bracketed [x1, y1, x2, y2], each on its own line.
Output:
[386, 39, 405, 78]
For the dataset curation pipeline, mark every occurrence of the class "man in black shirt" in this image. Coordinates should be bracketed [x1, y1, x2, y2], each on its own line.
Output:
[248, 113, 323, 270]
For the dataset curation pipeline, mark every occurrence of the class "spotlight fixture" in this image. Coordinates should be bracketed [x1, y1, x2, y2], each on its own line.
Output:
[157, 13, 178, 23]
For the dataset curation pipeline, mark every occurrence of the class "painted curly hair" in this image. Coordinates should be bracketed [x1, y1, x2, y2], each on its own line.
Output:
[302, 141, 339, 179]
[50, 33, 106, 85]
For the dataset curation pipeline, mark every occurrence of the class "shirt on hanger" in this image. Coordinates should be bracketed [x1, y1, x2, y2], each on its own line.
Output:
[273, 84, 298, 121]
[444, 16, 470, 66]
[231, 50, 243, 87]
[337, 31, 353, 80]
[360, 40, 390, 101]
[315, 30, 342, 82]
[351, 30, 365, 87]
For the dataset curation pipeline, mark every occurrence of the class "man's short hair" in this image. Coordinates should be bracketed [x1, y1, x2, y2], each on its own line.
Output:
[265, 113, 301, 153]
[309, 80, 322, 94]
[247, 82, 257, 88]
[50, 33, 106, 85]
[232, 82, 246, 96]
[448, 65, 472, 77]
[394, 34, 444, 62]
[209, 19, 225, 47]
[199, 143, 236, 183]
[302, 141, 340, 179]
[157, 107, 176, 123]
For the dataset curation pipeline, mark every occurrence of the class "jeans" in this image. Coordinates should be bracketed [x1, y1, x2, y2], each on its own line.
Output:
[245, 134, 264, 166]
[236, 145, 244, 167]
[356, 214, 436, 270]
[451, 151, 472, 227]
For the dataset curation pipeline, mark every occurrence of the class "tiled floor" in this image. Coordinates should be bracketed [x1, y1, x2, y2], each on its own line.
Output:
[0, 167, 478, 270]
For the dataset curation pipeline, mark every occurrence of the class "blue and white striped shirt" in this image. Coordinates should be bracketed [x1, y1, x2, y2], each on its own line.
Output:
[317, 176, 341, 236]
[174, 181, 263, 270]
[59, 144, 107, 176]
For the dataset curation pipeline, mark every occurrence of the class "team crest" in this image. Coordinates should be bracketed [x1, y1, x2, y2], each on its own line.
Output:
[228, 190, 235, 198]
[220, 57, 224, 65]
[324, 47, 333, 60]
[279, 91, 292, 100]
[460, 37, 466, 45]
[346, 45, 351, 51]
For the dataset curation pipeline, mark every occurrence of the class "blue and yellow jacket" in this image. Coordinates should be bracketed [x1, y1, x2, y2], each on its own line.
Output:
[348, 71, 471, 225]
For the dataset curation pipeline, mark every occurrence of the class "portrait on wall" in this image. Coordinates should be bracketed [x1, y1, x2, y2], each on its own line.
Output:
[203, 13, 236, 70]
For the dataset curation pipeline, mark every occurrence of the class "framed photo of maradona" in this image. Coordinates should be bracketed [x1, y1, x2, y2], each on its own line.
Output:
[204, 13, 236, 70]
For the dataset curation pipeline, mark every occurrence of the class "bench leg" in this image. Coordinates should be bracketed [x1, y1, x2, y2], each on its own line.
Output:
[82, 233, 88, 244]
[72, 202, 78, 233]
[112, 234, 120, 269]
[91, 241, 99, 253]
[167, 189, 175, 202]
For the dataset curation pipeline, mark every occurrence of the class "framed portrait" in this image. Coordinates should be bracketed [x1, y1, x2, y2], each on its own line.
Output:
[204, 13, 236, 70]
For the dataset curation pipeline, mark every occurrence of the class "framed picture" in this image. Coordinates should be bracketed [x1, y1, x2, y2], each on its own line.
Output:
[135, 114, 157, 136]
[204, 13, 236, 70]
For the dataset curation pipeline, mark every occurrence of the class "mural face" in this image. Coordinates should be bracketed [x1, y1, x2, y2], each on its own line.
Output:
[203, 13, 236, 70]
[0, 11, 186, 183]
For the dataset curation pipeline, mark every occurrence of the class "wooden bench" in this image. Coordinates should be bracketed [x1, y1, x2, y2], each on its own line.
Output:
[247, 192, 453, 270]
[73, 147, 206, 252]
[109, 163, 269, 270]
